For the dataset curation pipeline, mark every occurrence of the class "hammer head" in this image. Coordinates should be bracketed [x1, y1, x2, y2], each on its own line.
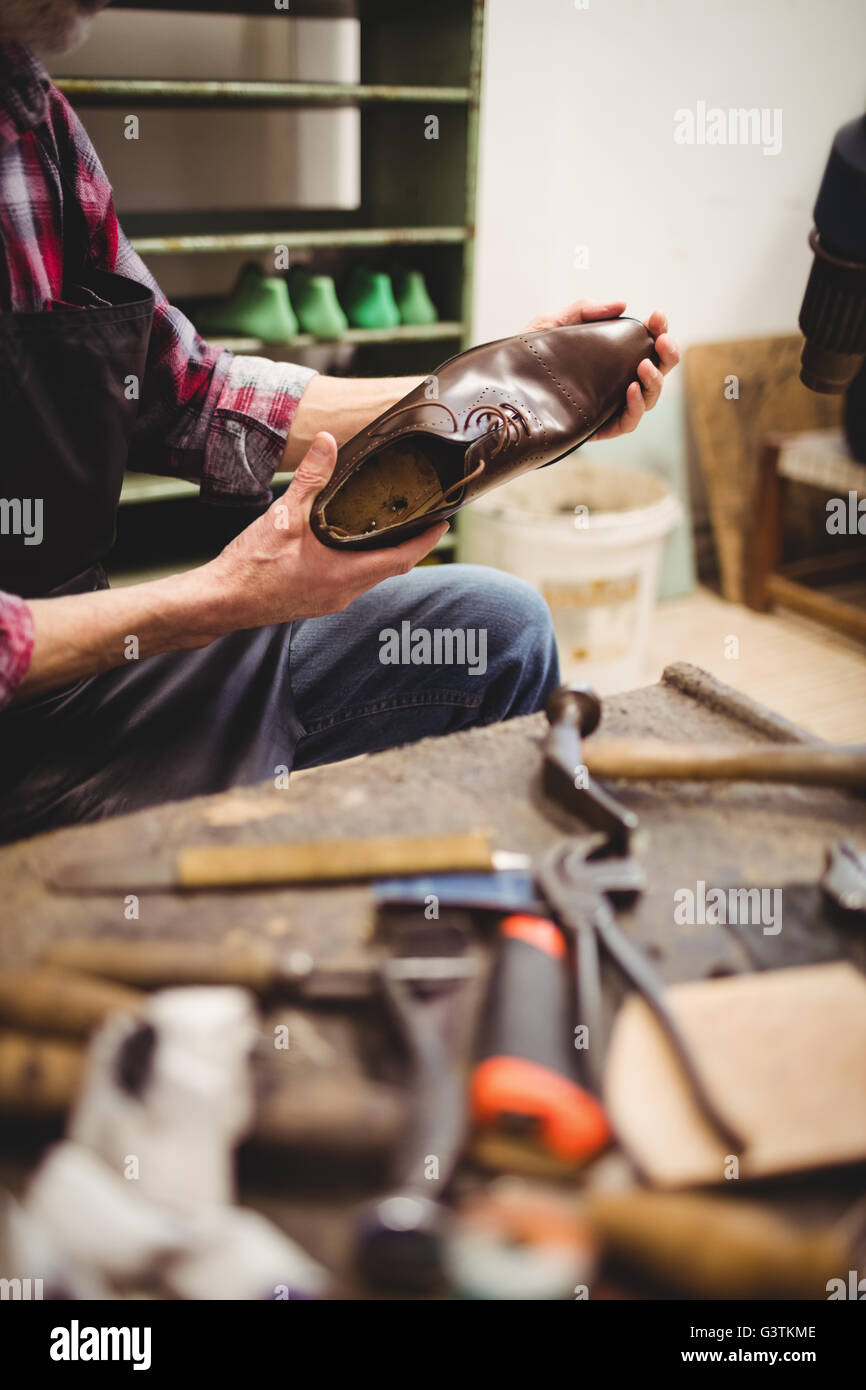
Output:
[542, 685, 637, 856]
[545, 684, 602, 738]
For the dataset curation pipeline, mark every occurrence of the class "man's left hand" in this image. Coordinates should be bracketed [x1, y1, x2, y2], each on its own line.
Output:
[524, 299, 680, 440]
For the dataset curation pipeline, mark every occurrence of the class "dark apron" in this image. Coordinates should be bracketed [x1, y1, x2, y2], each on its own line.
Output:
[0, 269, 303, 842]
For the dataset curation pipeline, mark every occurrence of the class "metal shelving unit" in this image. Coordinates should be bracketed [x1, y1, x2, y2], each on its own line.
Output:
[56, 77, 473, 106]
[128, 224, 469, 257]
[58, 0, 485, 576]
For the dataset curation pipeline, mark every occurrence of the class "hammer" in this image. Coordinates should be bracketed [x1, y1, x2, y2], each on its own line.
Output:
[547, 684, 866, 793]
[542, 686, 638, 854]
[0, 964, 404, 1160]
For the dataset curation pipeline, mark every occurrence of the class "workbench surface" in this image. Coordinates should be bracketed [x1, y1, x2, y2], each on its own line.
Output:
[3, 662, 863, 970]
[2, 662, 865, 1292]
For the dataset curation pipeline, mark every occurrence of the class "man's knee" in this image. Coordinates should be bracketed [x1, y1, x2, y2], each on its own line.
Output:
[449, 564, 556, 651]
[437, 565, 559, 716]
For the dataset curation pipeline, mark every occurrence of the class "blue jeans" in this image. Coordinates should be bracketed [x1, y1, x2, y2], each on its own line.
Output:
[0, 564, 559, 839]
[290, 563, 561, 769]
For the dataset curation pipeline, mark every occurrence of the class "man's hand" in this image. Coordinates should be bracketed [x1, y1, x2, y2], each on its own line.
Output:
[524, 299, 680, 440]
[19, 433, 444, 700]
[211, 432, 447, 626]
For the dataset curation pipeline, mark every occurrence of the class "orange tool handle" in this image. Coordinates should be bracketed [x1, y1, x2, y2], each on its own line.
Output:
[471, 914, 610, 1163]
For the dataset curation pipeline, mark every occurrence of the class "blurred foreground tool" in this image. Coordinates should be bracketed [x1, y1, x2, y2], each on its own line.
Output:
[254, 1071, 403, 1159]
[584, 738, 866, 788]
[49, 829, 504, 893]
[535, 688, 743, 1159]
[540, 689, 743, 1152]
[471, 914, 611, 1174]
[537, 839, 743, 1153]
[42, 939, 380, 998]
[373, 867, 543, 915]
[445, 1180, 597, 1300]
[549, 681, 866, 794]
[42, 933, 496, 1008]
[4, 988, 329, 1299]
[70, 988, 257, 1209]
[0, 968, 142, 1038]
[604, 962, 866, 1186]
[822, 840, 866, 914]
[0, 1031, 84, 1113]
[585, 1188, 850, 1300]
[357, 918, 479, 1293]
[542, 685, 638, 855]
[0, 1016, 402, 1161]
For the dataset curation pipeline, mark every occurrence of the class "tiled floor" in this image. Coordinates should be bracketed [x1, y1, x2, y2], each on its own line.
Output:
[638, 587, 866, 743]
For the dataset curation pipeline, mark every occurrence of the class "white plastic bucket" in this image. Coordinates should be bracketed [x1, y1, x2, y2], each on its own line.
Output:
[459, 460, 682, 693]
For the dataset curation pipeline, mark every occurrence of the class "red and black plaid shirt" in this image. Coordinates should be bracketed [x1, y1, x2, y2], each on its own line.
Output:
[0, 40, 315, 706]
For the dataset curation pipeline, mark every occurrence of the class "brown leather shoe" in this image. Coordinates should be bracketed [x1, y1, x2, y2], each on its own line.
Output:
[310, 316, 655, 549]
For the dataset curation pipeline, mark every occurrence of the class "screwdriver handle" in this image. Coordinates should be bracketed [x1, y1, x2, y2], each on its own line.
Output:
[0, 968, 143, 1038]
[177, 831, 494, 887]
[43, 939, 277, 992]
[471, 915, 610, 1165]
[0, 1031, 84, 1113]
[0, 1029, 402, 1157]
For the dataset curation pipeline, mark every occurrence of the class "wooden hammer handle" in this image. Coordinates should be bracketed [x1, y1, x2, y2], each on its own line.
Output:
[0, 1031, 84, 1113]
[0, 1030, 401, 1156]
[0, 969, 142, 1038]
[176, 830, 493, 887]
[43, 940, 277, 992]
[584, 740, 866, 787]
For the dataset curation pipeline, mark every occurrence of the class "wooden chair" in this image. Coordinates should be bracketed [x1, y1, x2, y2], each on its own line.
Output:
[685, 335, 841, 603]
[744, 428, 866, 642]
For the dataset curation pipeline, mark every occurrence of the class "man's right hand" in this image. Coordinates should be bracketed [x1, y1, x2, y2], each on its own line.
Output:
[17, 432, 445, 701]
[208, 431, 448, 626]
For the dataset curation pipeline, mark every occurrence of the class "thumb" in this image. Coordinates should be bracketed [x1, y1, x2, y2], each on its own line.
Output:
[568, 299, 626, 325]
[285, 431, 338, 520]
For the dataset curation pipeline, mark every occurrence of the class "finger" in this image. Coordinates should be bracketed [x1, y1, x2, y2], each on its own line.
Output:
[616, 381, 646, 435]
[355, 521, 450, 586]
[644, 308, 668, 339]
[283, 432, 338, 520]
[563, 298, 626, 326]
[637, 357, 663, 411]
[653, 331, 681, 375]
[593, 381, 644, 441]
[525, 299, 626, 331]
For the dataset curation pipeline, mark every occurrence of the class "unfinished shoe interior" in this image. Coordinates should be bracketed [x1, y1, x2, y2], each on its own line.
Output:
[317, 437, 470, 540]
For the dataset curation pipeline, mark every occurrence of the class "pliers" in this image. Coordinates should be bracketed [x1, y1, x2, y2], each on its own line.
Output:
[537, 684, 744, 1152]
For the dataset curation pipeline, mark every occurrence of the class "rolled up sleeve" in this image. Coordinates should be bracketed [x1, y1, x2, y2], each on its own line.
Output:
[117, 231, 316, 504]
[198, 354, 317, 505]
[0, 591, 35, 709]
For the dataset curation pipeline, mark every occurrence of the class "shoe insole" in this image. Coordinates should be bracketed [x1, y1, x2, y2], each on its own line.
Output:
[323, 440, 463, 538]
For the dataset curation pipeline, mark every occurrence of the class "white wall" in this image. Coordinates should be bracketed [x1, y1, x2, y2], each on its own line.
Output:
[474, 0, 866, 590]
[48, 12, 360, 298]
[476, 0, 866, 348]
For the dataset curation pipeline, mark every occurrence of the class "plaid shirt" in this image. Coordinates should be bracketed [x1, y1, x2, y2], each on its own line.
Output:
[0, 40, 315, 706]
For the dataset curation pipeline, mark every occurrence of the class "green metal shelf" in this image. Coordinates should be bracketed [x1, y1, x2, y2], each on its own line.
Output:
[111, 1, 358, 14]
[56, 77, 471, 107]
[206, 322, 463, 352]
[130, 224, 468, 257]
